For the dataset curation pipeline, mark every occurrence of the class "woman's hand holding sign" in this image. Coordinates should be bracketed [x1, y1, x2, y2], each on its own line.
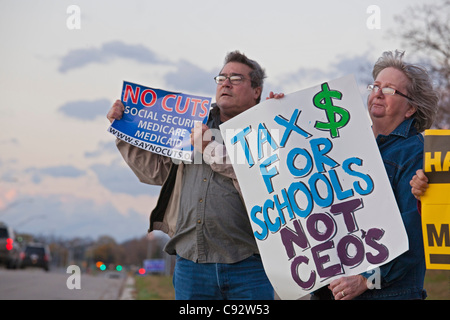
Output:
[410, 169, 429, 200]
[328, 275, 368, 300]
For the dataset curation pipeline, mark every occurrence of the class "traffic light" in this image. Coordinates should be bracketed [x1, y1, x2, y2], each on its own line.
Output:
[96, 261, 106, 271]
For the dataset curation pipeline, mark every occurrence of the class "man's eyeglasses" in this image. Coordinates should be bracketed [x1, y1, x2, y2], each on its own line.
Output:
[367, 84, 413, 101]
[214, 74, 246, 85]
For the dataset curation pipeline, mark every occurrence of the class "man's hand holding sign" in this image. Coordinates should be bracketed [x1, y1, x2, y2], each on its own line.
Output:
[107, 99, 125, 123]
[190, 122, 211, 154]
[108, 81, 211, 162]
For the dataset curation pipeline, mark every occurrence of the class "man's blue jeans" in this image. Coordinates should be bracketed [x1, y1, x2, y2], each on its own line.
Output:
[173, 255, 274, 300]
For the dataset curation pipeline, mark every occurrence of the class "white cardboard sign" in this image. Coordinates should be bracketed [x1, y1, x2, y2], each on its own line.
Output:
[219, 75, 408, 299]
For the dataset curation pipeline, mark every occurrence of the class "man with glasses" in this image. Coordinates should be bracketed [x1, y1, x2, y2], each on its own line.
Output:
[107, 51, 276, 299]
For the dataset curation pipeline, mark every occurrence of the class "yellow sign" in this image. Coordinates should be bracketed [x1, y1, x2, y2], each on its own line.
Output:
[421, 130, 450, 270]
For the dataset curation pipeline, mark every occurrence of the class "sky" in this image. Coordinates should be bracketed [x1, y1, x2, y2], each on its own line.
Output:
[0, 0, 440, 243]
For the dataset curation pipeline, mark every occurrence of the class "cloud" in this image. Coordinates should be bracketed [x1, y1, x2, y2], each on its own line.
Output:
[332, 53, 374, 86]
[101, 41, 163, 64]
[280, 51, 374, 92]
[0, 138, 20, 146]
[85, 141, 118, 158]
[90, 161, 161, 197]
[40, 166, 85, 177]
[26, 165, 86, 184]
[58, 41, 166, 73]
[58, 98, 111, 121]
[164, 59, 216, 94]
[58, 40, 216, 95]
[6, 195, 148, 242]
[1, 171, 18, 183]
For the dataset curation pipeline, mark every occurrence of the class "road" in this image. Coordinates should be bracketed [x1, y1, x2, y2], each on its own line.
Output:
[0, 267, 127, 300]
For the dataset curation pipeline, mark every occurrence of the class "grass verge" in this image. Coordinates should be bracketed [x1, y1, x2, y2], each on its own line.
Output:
[133, 274, 175, 300]
[424, 270, 450, 300]
[133, 270, 449, 300]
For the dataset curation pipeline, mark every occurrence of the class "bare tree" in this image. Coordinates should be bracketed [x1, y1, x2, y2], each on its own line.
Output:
[392, 0, 450, 128]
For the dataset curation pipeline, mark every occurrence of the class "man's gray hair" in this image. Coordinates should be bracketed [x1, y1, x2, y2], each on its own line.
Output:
[223, 50, 266, 103]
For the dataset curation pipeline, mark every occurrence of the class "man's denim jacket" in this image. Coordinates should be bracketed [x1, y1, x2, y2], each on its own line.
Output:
[357, 118, 427, 300]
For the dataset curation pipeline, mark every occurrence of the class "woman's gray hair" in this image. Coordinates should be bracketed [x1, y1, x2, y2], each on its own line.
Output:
[223, 50, 266, 103]
[372, 50, 439, 132]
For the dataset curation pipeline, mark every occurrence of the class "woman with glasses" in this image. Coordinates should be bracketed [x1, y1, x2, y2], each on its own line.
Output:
[326, 50, 439, 300]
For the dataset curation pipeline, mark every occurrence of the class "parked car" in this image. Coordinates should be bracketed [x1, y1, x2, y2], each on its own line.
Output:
[0, 222, 21, 269]
[19, 243, 51, 271]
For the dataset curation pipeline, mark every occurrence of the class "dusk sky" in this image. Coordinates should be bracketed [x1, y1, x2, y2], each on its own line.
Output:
[0, 0, 438, 242]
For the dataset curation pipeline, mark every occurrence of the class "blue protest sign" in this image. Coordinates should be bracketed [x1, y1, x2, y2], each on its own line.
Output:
[108, 81, 211, 161]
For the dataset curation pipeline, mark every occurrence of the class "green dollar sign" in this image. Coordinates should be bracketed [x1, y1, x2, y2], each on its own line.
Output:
[313, 83, 350, 138]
